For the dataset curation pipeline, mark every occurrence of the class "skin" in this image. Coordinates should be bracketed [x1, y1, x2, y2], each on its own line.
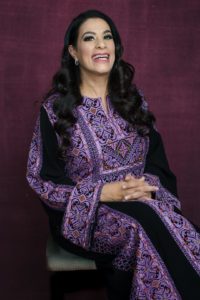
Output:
[68, 18, 159, 202]
[68, 18, 115, 112]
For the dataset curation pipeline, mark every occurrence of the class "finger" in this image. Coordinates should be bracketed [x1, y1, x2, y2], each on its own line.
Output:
[124, 194, 138, 201]
[124, 173, 135, 181]
[124, 191, 145, 200]
[122, 182, 137, 189]
[143, 185, 159, 192]
[122, 177, 146, 189]
[124, 193, 152, 201]
[137, 197, 152, 201]
[123, 187, 158, 200]
[124, 189, 152, 197]
[122, 180, 157, 191]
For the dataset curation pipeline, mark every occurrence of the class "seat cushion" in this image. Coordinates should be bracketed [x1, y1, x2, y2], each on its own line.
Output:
[46, 236, 97, 271]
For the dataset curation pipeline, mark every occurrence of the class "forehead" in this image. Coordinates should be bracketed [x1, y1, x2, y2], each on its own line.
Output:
[78, 18, 111, 35]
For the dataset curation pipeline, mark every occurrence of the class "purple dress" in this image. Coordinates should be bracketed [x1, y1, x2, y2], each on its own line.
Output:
[27, 93, 200, 299]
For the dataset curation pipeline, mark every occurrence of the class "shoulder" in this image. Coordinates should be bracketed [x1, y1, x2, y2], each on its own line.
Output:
[148, 126, 162, 146]
[41, 92, 61, 125]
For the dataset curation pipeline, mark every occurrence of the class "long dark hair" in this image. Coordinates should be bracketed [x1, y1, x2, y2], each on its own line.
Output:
[45, 9, 155, 157]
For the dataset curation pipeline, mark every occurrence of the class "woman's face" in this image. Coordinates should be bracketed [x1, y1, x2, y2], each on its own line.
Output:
[68, 18, 115, 77]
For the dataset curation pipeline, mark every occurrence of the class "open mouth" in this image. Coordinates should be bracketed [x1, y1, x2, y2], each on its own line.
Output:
[92, 53, 110, 62]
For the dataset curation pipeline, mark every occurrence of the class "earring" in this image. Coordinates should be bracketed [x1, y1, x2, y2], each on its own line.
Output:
[75, 58, 79, 66]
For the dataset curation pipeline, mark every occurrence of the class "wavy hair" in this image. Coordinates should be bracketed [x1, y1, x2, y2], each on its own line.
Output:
[44, 9, 155, 157]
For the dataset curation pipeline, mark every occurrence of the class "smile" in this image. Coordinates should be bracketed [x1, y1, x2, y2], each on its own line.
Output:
[92, 53, 110, 62]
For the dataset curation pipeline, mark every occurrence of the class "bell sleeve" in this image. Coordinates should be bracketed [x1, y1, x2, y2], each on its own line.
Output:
[26, 105, 104, 249]
[143, 127, 181, 210]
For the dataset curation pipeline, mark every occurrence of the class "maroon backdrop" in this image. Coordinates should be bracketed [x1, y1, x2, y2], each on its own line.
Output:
[1, 1, 200, 299]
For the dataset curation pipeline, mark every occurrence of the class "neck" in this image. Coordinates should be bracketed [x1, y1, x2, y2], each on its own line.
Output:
[80, 71, 109, 100]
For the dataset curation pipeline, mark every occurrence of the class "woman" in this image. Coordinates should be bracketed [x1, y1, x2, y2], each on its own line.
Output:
[27, 9, 200, 300]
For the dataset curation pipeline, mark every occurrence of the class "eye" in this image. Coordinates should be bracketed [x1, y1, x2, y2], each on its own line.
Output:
[83, 35, 94, 41]
[104, 34, 113, 40]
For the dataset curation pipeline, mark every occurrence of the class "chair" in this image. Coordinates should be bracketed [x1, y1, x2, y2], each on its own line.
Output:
[46, 234, 98, 300]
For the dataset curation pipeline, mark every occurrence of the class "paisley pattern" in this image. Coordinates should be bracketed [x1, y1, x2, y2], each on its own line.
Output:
[90, 203, 181, 299]
[26, 116, 72, 209]
[144, 199, 200, 275]
[26, 93, 200, 299]
[144, 173, 181, 209]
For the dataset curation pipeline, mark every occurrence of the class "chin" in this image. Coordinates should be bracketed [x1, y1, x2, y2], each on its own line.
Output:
[94, 69, 111, 76]
[93, 65, 113, 75]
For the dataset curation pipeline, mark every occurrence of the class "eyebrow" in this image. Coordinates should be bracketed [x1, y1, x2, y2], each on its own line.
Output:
[81, 29, 112, 39]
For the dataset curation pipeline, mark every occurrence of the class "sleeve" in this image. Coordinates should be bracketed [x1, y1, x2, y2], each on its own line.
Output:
[26, 106, 104, 249]
[143, 127, 181, 210]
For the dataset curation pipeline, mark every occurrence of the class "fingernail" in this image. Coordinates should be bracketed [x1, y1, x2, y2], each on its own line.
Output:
[125, 196, 129, 200]
[122, 184, 126, 189]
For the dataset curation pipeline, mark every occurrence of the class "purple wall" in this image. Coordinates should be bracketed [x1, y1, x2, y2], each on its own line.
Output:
[1, 1, 200, 299]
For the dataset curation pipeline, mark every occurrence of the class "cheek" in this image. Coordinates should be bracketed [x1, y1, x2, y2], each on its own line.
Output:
[79, 45, 93, 61]
[110, 42, 115, 57]
[111, 47, 115, 62]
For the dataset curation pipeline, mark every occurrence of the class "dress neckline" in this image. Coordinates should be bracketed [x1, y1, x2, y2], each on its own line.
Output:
[82, 95, 111, 117]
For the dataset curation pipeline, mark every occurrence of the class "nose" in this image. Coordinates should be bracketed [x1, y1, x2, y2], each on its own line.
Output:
[95, 37, 106, 49]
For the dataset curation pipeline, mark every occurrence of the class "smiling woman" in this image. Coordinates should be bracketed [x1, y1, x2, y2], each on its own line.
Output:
[68, 18, 116, 107]
[26, 9, 200, 300]
[70, 19, 115, 67]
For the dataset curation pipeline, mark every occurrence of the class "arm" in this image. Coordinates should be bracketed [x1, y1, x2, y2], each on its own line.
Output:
[143, 126, 181, 209]
[26, 105, 104, 249]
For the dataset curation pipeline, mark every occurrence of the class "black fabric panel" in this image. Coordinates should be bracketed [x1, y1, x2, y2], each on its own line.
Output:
[105, 201, 200, 300]
[144, 127, 178, 198]
[95, 260, 133, 300]
[39, 106, 75, 186]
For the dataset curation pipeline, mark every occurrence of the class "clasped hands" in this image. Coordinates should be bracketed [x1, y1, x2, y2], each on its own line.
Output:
[100, 173, 159, 202]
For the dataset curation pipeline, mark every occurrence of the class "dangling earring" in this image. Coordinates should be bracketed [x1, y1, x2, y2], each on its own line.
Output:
[75, 58, 79, 66]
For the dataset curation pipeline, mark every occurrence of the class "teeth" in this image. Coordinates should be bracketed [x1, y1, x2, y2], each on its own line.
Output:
[93, 54, 109, 59]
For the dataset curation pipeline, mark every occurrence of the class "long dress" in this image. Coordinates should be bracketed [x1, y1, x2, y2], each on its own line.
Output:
[26, 92, 200, 300]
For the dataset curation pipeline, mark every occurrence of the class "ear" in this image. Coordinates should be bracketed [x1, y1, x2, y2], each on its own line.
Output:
[68, 45, 77, 60]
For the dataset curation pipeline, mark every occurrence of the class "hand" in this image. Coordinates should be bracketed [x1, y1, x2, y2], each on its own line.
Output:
[100, 181, 125, 202]
[121, 174, 159, 201]
[100, 174, 159, 202]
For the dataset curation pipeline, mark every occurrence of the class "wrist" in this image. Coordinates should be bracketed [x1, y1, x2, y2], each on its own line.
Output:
[100, 184, 109, 202]
[100, 182, 124, 202]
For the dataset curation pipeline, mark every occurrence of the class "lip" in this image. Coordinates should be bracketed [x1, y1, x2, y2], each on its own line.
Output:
[92, 52, 110, 58]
